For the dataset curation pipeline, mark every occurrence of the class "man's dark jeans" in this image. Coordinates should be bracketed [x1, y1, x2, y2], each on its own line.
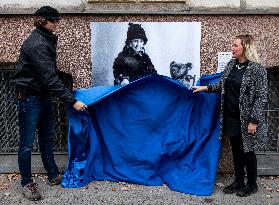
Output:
[17, 95, 59, 186]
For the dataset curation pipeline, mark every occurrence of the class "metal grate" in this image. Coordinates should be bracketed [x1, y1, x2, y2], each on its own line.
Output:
[264, 67, 279, 152]
[0, 64, 19, 153]
[0, 63, 71, 153]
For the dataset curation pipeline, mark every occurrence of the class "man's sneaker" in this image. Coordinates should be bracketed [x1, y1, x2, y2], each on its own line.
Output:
[22, 182, 42, 201]
[223, 181, 245, 194]
[236, 184, 258, 197]
[49, 174, 63, 186]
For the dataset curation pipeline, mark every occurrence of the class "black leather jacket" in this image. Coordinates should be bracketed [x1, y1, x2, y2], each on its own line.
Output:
[12, 26, 76, 104]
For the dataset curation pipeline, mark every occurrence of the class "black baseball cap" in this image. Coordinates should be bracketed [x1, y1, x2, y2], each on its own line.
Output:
[34, 6, 60, 20]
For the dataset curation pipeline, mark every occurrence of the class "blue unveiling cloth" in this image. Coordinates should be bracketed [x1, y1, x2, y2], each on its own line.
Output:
[62, 74, 222, 196]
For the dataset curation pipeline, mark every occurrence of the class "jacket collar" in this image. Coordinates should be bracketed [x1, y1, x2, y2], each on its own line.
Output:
[36, 26, 58, 45]
[123, 45, 145, 56]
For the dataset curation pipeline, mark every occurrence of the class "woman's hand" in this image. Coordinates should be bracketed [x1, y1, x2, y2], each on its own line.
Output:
[191, 86, 208, 93]
[73, 101, 87, 111]
[247, 123, 257, 135]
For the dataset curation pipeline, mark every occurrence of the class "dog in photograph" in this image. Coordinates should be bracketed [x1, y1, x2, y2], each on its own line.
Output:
[169, 61, 195, 88]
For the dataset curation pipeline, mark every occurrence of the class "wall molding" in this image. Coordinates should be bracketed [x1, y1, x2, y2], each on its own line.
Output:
[87, 0, 187, 2]
[0, 0, 278, 15]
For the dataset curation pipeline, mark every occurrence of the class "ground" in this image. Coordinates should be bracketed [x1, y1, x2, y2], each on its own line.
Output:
[0, 174, 279, 205]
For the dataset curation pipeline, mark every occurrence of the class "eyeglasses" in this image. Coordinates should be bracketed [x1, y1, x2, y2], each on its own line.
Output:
[47, 19, 60, 24]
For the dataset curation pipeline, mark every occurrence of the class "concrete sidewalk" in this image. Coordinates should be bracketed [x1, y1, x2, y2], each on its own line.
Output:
[0, 174, 278, 205]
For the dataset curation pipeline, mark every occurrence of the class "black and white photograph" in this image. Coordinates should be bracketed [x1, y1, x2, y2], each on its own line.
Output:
[90, 22, 201, 87]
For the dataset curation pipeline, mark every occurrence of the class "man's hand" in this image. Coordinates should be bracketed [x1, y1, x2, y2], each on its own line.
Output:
[73, 101, 87, 111]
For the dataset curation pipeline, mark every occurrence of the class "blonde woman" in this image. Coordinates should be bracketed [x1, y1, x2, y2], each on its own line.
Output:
[192, 34, 268, 197]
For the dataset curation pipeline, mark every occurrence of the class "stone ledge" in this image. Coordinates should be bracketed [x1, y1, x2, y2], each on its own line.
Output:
[1, 152, 279, 175]
[0, 1, 279, 14]
[256, 152, 279, 175]
[246, 0, 279, 9]
[87, 0, 187, 2]
[0, 154, 68, 174]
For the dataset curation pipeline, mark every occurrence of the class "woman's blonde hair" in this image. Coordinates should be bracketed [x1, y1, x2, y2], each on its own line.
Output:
[235, 34, 260, 63]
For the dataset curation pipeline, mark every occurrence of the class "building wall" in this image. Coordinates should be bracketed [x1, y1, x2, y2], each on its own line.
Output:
[0, 0, 279, 14]
[0, 14, 278, 88]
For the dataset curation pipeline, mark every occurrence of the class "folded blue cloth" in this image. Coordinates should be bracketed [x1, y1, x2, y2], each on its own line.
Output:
[62, 74, 221, 196]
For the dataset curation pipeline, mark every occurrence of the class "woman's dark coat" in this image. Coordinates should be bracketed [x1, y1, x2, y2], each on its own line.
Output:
[208, 59, 268, 152]
[113, 46, 157, 85]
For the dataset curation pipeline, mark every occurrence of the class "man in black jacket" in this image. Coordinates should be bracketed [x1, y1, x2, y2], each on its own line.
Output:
[12, 6, 87, 201]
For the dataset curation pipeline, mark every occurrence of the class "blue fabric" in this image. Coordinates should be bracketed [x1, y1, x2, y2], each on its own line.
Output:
[62, 74, 222, 196]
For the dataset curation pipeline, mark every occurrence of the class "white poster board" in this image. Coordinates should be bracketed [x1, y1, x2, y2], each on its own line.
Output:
[217, 52, 232, 73]
[90, 22, 201, 86]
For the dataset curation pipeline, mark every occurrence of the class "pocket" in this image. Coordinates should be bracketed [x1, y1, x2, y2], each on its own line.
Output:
[18, 96, 40, 113]
[15, 92, 27, 101]
[244, 87, 250, 95]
